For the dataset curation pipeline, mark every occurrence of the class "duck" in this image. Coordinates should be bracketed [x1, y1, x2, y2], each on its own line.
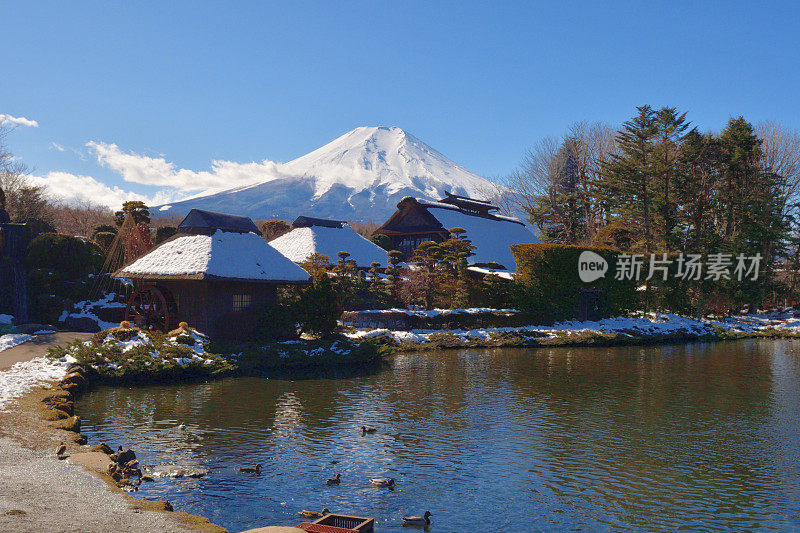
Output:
[299, 508, 330, 519]
[177, 422, 186, 430]
[361, 426, 377, 435]
[326, 473, 341, 485]
[370, 477, 395, 488]
[238, 464, 262, 474]
[402, 511, 432, 527]
[56, 442, 67, 459]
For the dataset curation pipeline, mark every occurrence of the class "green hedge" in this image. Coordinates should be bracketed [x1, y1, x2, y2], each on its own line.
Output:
[0, 257, 12, 315]
[27, 233, 104, 279]
[25, 234, 105, 322]
[510, 243, 638, 322]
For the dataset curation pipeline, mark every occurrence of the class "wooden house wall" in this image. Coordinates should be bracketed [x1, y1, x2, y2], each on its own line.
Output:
[154, 279, 277, 340]
[205, 281, 276, 340]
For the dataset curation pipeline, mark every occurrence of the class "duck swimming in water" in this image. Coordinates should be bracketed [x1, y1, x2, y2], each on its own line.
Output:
[238, 464, 262, 474]
[370, 477, 395, 488]
[299, 508, 330, 519]
[402, 511, 432, 527]
[361, 426, 377, 435]
[326, 473, 341, 485]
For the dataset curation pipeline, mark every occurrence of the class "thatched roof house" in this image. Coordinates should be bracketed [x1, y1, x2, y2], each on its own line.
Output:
[373, 193, 539, 272]
[115, 209, 308, 339]
[268, 216, 388, 268]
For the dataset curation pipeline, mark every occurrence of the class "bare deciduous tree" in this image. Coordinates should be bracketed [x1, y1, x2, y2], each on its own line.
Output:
[757, 121, 800, 221]
[501, 122, 618, 242]
[0, 123, 54, 223]
[50, 197, 114, 237]
[348, 220, 378, 239]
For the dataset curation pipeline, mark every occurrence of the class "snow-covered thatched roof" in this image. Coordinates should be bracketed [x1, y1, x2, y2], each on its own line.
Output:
[115, 230, 310, 283]
[268, 224, 388, 268]
[419, 200, 539, 271]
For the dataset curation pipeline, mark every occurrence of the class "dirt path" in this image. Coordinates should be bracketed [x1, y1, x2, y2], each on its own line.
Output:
[0, 332, 92, 370]
[0, 332, 226, 532]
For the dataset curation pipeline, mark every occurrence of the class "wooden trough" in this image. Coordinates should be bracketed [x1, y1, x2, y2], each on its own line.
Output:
[296, 513, 374, 533]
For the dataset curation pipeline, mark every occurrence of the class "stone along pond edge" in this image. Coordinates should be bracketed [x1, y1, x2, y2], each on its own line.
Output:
[32, 314, 800, 531]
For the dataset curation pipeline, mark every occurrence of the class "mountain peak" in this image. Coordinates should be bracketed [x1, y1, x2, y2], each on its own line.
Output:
[156, 126, 500, 222]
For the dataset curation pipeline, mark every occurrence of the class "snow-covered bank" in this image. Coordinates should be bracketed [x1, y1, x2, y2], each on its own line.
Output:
[344, 311, 800, 346]
[47, 326, 233, 380]
[60, 293, 124, 331]
[0, 333, 33, 352]
[354, 307, 520, 318]
[0, 354, 76, 410]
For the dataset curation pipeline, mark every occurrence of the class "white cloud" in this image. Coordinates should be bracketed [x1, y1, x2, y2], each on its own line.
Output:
[27, 171, 180, 210]
[50, 142, 66, 151]
[86, 141, 285, 191]
[0, 114, 39, 128]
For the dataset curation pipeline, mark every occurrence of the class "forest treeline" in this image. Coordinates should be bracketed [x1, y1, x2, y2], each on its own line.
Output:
[501, 105, 800, 309]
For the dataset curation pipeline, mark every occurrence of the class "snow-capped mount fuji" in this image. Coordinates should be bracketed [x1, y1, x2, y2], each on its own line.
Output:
[155, 126, 502, 222]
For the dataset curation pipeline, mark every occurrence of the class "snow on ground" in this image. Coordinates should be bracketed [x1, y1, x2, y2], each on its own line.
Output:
[345, 311, 800, 344]
[354, 307, 520, 317]
[0, 334, 33, 352]
[0, 354, 76, 411]
[103, 330, 151, 353]
[62, 293, 124, 331]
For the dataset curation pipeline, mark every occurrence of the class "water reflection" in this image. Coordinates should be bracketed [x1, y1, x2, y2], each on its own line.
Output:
[79, 340, 800, 532]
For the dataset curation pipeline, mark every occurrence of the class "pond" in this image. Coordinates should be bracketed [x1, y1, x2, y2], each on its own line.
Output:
[78, 340, 800, 532]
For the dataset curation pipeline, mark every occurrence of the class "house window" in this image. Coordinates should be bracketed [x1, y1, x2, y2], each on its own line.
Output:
[399, 235, 435, 254]
[232, 294, 251, 312]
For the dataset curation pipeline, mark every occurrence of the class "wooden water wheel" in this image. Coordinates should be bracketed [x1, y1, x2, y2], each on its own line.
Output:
[125, 284, 176, 332]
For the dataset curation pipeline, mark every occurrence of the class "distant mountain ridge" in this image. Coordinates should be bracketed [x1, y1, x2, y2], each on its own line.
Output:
[155, 126, 502, 222]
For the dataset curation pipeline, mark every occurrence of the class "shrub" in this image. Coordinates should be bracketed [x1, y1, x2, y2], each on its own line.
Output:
[154, 226, 177, 244]
[25, 234, 105, 322]
[92, 224, 117, 239]
[47, 327, 234, 382]
[254, 303, 298, 342]
[0, 257, 12, 314]
[510, 243, 638, 322]
[93, 231, 116, 251]
[27, 233, 103, 279]
[592, 221, 636, 250]
[24, 218, 56, 237]
[260, 219, 291, 241]
[371, 234, 392, 250]
[292, 271, 343, 337]
[236, 335, 387, 373]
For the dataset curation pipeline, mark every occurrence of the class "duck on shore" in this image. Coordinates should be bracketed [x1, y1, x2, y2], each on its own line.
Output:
[370, 477, 395, 488]
[402, 511, 432, 527]
[238, 464, 262, 474]
[361, 426, 377, 435]
[326, 473, 341, 485]
[56, 442, 67, 459]
[299, 508, 330, 519]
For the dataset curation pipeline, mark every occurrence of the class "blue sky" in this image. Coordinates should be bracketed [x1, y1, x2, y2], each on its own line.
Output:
[2, 1, 799, 208]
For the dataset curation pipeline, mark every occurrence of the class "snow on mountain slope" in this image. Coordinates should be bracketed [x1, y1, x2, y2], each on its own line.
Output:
[155, 127, 501, 222]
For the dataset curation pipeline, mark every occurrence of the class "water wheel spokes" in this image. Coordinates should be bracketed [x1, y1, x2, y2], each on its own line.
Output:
[125, 285, 171, 332]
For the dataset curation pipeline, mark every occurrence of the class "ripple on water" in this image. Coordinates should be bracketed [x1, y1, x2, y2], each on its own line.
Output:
[79, 341, 800, 532]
